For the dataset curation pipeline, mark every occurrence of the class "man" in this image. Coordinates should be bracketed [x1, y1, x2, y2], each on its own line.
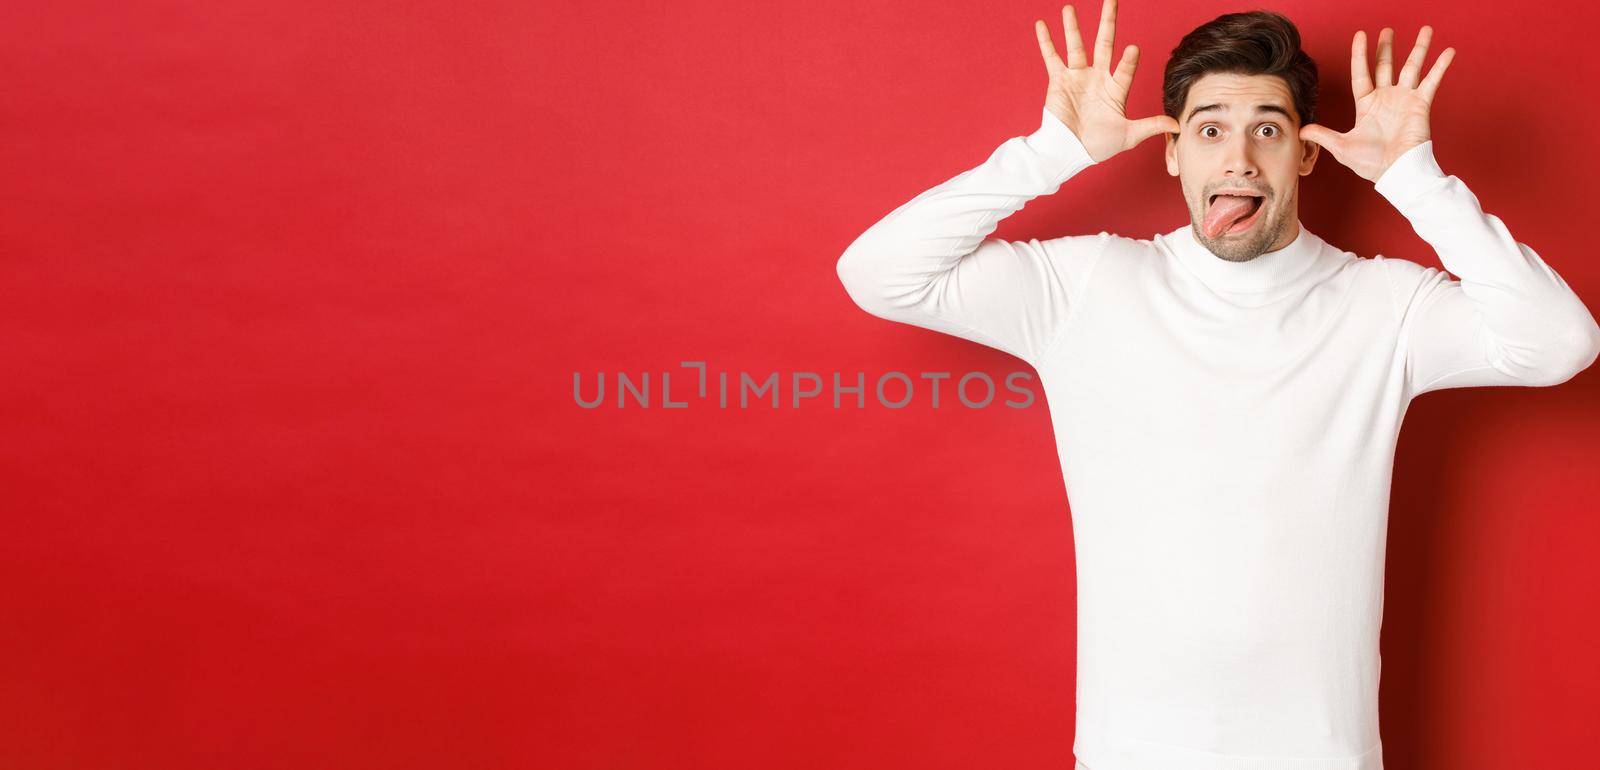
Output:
[835, 3, 1600, 769]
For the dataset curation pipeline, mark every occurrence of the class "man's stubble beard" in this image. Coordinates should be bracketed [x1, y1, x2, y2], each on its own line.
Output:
[1189, 192, 1293, 263]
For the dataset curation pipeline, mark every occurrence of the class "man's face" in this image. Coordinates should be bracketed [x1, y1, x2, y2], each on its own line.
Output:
[1164, 72, 1319, 262]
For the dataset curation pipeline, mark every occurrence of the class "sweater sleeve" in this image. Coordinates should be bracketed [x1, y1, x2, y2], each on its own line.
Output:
[835, 107, 1111, 368]
[1373, 140, 1600, 397]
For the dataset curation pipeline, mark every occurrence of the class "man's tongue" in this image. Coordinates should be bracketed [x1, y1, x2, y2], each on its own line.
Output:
[1203, 194, 1258, 238]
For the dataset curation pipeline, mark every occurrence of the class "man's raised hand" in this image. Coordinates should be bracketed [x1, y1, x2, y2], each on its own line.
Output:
[1035, 0, 1177, 162]
[1300, 26, 1455, 181]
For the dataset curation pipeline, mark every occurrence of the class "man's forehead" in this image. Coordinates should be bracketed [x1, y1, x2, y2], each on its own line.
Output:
[1182, 73, 1294, 119]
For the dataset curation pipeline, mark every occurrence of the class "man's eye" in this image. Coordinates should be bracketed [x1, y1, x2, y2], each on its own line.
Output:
[1201, 126, 1220, 138]
[1258, 125, 1279, 138]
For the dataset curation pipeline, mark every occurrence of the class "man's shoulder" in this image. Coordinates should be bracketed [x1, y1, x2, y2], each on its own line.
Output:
[1326, 246, 1450, 317]
[1311, 236, 1441, 282]
[1027, 232, 1172, 291]
[1033, 230, 1163, 256]
[1353, 250, 1449, 291]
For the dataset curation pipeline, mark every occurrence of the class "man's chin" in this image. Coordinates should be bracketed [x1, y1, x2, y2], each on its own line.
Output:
[1193, 215, 1275, 262]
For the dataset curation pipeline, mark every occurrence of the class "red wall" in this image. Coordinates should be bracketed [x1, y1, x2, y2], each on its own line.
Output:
[3, 0, 1597, 767]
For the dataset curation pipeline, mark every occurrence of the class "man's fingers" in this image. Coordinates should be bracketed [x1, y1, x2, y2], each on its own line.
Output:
[1111, 44, 1139, 92]
[1373, 27, 1395, 87]
[1062, 5, 1088, 68]
[1417, 46, 1455, 102]
[1350, 30, 1374, 100]
[1397, 25, 1431, 88]
[1094, 0, 1117, 71]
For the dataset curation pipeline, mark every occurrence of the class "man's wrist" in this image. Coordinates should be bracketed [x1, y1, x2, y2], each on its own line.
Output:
[1025, 106, 1098, 170]
[1373, 140, 1448, 210]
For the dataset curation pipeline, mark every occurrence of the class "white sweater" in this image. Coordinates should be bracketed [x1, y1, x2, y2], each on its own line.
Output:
[836, 107, 1600, 770]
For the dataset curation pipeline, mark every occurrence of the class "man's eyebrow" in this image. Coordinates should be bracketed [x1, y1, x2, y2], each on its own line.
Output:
[1184, 103, 1295, 125]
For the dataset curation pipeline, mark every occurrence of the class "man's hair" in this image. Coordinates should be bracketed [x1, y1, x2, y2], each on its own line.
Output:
[1161, 10, 1318, 126]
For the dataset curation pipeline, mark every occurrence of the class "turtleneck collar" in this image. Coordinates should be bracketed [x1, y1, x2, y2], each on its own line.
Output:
[1160, 220, 1323, 294]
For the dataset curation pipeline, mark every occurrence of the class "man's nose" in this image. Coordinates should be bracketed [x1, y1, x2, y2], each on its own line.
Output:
[1221, 135, 1259, 178]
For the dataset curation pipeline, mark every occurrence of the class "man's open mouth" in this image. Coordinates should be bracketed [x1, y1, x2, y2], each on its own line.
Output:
[1203, 191, 1266, 238]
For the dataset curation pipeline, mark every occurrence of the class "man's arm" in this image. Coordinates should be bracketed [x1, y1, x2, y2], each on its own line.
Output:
[1374, 142, 1600, 396]
[1301, 25, 1600, 397]
[835, 0, 1176, 366]
[835, 108, 1106, 366]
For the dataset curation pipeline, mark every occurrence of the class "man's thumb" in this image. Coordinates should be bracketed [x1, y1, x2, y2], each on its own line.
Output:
[1299, 123, 1341, 152]
[1128, 114, 1180, 146]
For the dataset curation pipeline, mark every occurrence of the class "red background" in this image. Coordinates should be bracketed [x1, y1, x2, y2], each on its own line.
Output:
[3, 0, 1598, 767]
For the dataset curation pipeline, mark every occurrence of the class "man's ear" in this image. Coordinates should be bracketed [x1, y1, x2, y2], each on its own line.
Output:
[1164, 132, 1180, 177]
[1298, 137, 1319, 176]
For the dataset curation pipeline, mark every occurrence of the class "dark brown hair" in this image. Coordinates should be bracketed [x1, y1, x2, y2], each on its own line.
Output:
[1162, 10, 1318, 126]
